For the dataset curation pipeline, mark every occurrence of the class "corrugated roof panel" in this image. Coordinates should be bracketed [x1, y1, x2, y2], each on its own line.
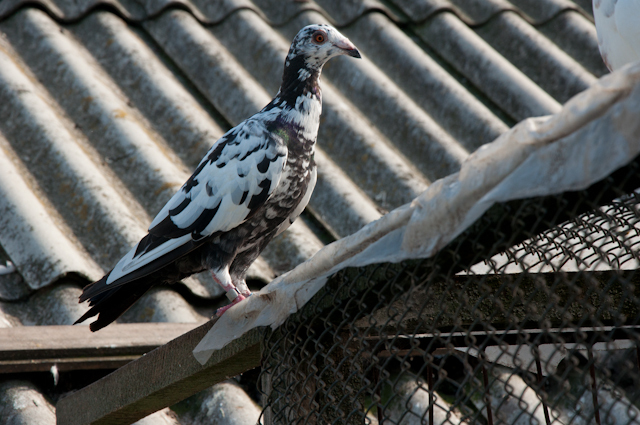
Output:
[170, 380, 262, 424]
[507, 0, 589, 22]
[0, 308, 18, 328]
[0, 264, 27, 302]
[572, 0, 593, 17]
[311, 149, 382, 238]
[386, 0, 516, 25]
[342, 12, 509, 151]
[316, 85, 429, 208]
[250, 0, 344, 25]
[280, 0, 403, 25]
[143, 10, 270, 124]
[538, 10, 608, 77]
[414, 12, 563, 121]
[119, 287, 204, 324]
[0, 138, 102, 292]
[1, 279, 207, 328]
[133, 408, 180, 425]
[1, 283, 88, 326]
[0, 25, 147, 269]
[152, 0, 252, 24]
[3, 10, 191, 216]
[475, 11, 597, 104]
[386, 0, 589, 24]
[0, 0, 594, 26]
[0, 381, 56, 425]
[0, 0, 177, 22]
[68, 11, 229, 171]
[0, 0, 401, 26]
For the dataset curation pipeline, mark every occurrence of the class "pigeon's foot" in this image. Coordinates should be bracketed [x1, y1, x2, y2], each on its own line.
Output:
[216, 292, 248, 317]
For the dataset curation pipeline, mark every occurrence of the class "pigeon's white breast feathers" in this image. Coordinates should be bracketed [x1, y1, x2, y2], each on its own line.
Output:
[282, 93, 322, 141]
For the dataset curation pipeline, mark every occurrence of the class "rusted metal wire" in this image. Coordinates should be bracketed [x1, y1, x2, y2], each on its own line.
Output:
[481, 353, 494, 425]
[588, 346, 602, 425]
[534, 346, 552, 425]
[427, 362, 434, 425]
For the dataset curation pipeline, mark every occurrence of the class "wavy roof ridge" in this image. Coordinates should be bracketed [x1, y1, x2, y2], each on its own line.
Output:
[0, 0, 592, 28]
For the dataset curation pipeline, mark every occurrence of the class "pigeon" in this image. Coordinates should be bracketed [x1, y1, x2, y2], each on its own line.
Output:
[75, 24, 361, 331]
[593, 0, 640, 71]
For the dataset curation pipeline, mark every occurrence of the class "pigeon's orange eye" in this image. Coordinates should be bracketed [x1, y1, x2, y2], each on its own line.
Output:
[313, 32, 326, 44]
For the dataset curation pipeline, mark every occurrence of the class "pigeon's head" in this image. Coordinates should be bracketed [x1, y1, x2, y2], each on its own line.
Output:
[286, 24, 361, 72]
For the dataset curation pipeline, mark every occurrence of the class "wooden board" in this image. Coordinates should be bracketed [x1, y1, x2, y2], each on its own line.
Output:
[55, 319, 262, 425]
[0, 322, 203, 373]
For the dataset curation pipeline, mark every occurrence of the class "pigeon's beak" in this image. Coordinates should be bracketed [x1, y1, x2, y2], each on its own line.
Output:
[334, 38, 361, 59]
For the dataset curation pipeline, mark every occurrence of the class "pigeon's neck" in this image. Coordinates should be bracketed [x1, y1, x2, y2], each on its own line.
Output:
[278, 55, 323, 106]
[264, 55, 324, 152]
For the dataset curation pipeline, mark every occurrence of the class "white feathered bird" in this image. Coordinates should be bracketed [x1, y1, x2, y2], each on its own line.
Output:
[75, 25, 361, 331]
[593, 0, 640, 71]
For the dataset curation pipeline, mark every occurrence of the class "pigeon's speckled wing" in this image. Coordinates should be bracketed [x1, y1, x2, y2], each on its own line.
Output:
[98, 118, 288, 291]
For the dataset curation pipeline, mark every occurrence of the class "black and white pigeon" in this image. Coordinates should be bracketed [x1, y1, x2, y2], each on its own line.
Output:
[75, 25, 361, 331]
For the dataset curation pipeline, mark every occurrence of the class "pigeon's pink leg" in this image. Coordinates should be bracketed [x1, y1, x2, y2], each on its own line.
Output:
[215, 294, 246, 316]
[211, 268, 247, 317]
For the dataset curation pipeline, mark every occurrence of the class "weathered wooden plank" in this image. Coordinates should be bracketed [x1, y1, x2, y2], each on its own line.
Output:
[55, 319, 262, 425]
[0, 322, 203, 374]
[0, 356, 139, 373]
[0, 322, 203, 358]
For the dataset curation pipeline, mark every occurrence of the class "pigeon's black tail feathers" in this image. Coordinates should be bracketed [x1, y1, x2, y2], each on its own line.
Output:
[74, 276, 156, 332]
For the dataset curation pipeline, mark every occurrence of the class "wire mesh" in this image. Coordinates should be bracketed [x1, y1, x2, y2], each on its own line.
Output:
[259, 157, 640, 425]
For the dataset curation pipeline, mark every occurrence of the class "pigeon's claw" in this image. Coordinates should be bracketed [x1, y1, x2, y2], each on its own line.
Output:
[216, 292, 248, 317]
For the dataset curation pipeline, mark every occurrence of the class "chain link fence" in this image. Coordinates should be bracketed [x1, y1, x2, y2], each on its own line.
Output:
[258, 156, 640, 424]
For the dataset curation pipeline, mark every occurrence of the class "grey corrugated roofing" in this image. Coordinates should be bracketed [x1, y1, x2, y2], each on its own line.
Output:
[0, 0, 610, 421]
[0, 0, 595, 25]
